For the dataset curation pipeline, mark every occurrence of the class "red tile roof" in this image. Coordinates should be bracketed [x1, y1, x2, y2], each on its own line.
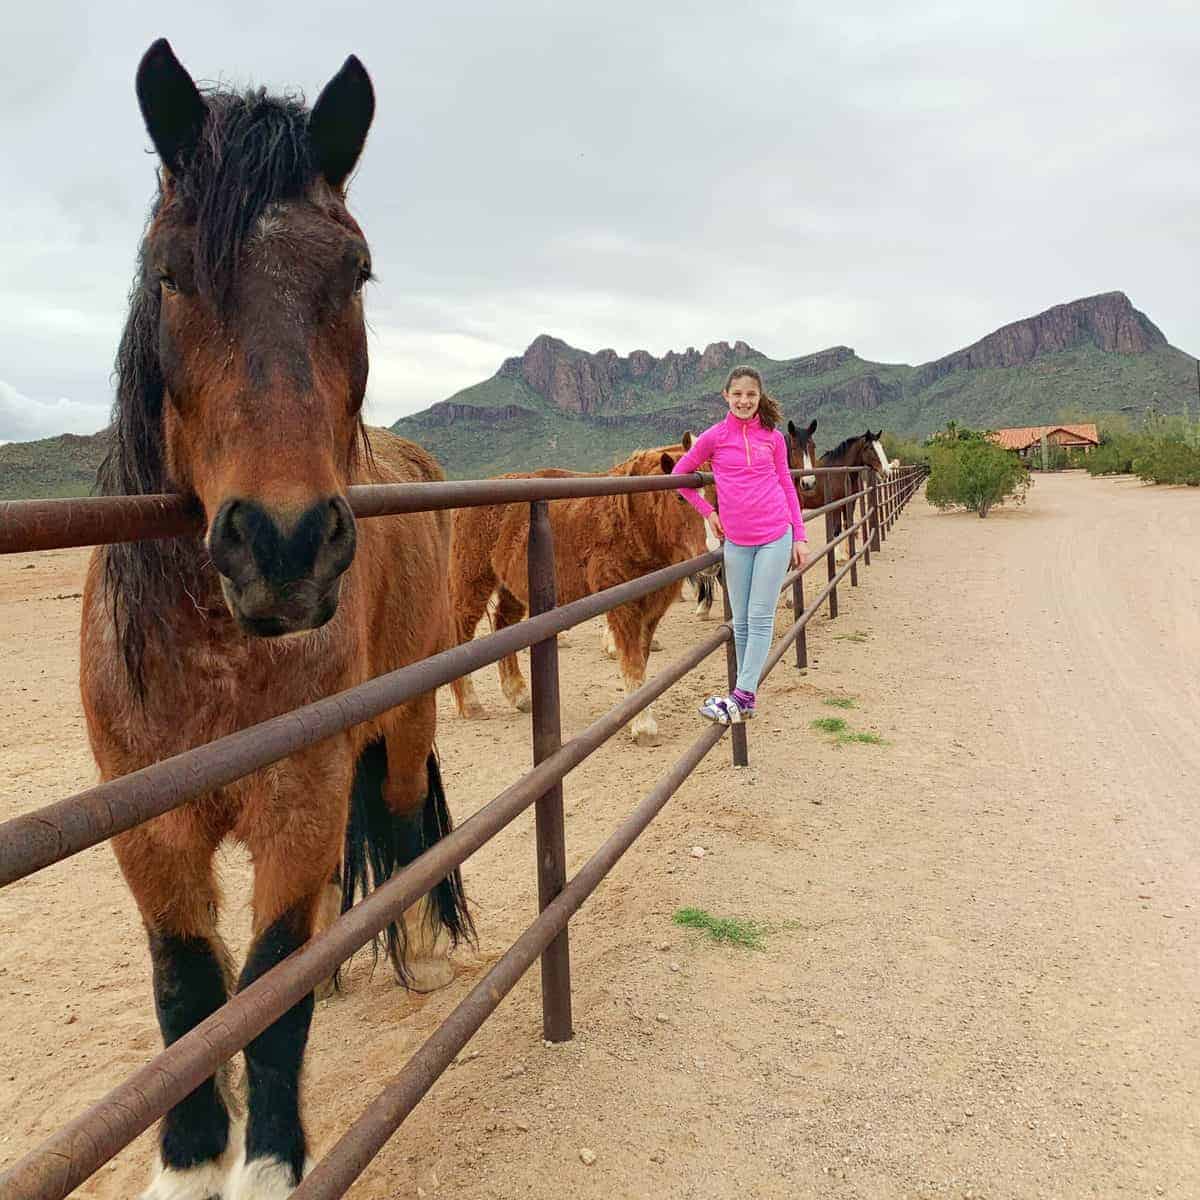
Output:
[989, 424, 1100, 451]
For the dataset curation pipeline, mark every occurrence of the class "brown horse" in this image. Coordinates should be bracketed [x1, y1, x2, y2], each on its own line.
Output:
[790, 425, 890, 563]
[80, 42, 471, 1200]
[448, 440, 705, 746]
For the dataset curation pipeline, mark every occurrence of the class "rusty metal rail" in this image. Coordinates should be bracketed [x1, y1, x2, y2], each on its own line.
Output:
[0, 463, 925, 1200]
[0, 465, 860, 556]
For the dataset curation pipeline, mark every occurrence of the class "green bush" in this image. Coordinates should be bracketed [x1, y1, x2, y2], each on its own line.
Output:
[1085, 415, 1200, 483]
[1084, 436, 1144, 476]
[1133, 440, 1200, 486]
[926, 439, 1031, 518]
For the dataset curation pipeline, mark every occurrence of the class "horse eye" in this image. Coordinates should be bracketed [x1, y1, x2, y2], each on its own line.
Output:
[353, 262, 373, 295]
[158, 271, 179, 295]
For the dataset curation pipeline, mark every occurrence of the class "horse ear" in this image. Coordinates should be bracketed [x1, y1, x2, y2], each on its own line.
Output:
[681, 431, 694, 451]
[660, 452, 677, 475]
[787, 419, 797, 438]
[136, 39, 207, 174]
[309, 55, 375, 189]
[806, 419, 818, 438]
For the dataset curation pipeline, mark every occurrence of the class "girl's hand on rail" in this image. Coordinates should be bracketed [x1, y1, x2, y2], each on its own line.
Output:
[791, 540, 808, 571]
[705, 512, 725, 542]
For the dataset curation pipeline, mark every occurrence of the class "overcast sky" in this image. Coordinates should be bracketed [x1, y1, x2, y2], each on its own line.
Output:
[1, 0, 1196, 442]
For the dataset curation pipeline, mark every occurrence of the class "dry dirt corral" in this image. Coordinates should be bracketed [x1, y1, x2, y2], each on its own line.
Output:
[1, 472, 1197, 1199]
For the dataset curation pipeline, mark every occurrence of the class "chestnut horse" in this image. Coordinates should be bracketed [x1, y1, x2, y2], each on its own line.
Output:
[448, 440, 706, 746]
[80, 42, 472, 1200]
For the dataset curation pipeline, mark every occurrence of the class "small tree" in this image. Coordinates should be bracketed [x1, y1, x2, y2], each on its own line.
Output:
[926, 439, 1031, 518]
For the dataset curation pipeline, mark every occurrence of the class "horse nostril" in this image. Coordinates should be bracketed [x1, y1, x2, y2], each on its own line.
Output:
[209, 499, 252, 579]
[225, 503, 246, 546]
[327, 497, 354, 546]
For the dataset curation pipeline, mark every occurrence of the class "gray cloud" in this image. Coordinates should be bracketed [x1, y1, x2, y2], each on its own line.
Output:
[0, 378, 109, 442]
[1, 0, 1196, 441]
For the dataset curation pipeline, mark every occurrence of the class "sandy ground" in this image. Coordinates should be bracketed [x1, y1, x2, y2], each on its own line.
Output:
[1, 472, 1197, 1200]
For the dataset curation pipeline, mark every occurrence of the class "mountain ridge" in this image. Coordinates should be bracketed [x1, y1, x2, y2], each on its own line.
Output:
[3, 292, 1194, 496]
[393, 291, 1195, 477]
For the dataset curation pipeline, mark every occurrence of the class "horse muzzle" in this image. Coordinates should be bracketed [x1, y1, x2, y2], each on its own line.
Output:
[208, 495, 357, 636]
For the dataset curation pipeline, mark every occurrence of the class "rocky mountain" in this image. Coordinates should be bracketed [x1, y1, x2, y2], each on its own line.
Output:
[3, 292, 1194, 496]
[394, 292, 1196, 478]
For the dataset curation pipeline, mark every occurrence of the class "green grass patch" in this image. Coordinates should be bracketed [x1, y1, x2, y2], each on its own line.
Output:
[833, 630, 870, 643]
[810, 717, 848, 734]
[672, 907, 767, 950]
[811, 716, 887, 747]
[840, 731, 885, 746]
[823, 697, 856, 710]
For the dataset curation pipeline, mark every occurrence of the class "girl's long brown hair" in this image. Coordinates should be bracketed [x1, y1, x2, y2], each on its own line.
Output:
[723, 365, 782, 431]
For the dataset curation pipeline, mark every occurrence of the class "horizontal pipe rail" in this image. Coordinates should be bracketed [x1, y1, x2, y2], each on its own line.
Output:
[293, 722, 727, 1200]
[0, 467, 868, 556]
[0, 629, 731, 1200]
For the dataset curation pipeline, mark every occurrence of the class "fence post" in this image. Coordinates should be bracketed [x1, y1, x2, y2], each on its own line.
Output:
[871, 476, 884, 548]
[859, 471, 871, 568]
[792, 570, 808, 672]
[847, 473, 860, 587]
[526, 499, 573, 1043]
[720, 580, 749, 767]
[825, 495, 841, 619]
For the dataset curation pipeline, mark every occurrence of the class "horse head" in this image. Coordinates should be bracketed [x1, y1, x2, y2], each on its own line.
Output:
[786, 418, 818, 490]
[132, 39, 376, 636]
[862, 429, 892, 477]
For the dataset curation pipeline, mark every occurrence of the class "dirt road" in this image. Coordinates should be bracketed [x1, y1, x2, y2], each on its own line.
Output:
[0, 472, 1196, 1199]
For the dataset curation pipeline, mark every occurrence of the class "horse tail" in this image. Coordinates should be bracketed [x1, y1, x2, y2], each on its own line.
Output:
[340, 740, 475, 988]
[421, 752, 475, 948]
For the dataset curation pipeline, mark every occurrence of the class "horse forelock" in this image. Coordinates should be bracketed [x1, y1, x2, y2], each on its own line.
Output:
[166, 88, 320, 303]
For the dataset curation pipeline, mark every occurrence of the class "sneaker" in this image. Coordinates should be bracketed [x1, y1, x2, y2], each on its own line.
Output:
[699, 694, 754, 725]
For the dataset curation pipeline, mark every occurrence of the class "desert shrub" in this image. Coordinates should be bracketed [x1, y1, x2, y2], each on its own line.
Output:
[926, 439, 1031, 518]
[1132, 439, 1200, 486]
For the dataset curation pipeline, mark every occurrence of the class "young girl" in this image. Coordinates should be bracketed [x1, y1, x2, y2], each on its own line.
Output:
[671, 366, 807, 724]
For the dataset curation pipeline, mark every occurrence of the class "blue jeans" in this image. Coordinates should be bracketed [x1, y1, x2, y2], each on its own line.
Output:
[723, 529, 793, 695]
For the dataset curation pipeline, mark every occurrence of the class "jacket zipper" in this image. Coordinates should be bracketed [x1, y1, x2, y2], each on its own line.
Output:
[742, 425, 751, 465]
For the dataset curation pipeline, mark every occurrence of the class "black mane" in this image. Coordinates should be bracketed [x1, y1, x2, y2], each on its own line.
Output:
[97, 87, 324, 696]
[822, 433, 867, 464]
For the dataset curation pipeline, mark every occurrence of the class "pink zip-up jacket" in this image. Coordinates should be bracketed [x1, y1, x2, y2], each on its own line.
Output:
[671, 411, 806, 546]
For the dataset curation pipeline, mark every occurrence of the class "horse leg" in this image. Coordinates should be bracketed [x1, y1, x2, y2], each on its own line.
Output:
[610, 604, 658, 746]
[448, 567, 494, 720]
[601, 615, 618, 659]
[311, 867, 342, 1001]
[835, 495, 854, 565]
[112, 816, 239, 1200]
[493, 586, 532, 712]
[229, 756, 347, 1200]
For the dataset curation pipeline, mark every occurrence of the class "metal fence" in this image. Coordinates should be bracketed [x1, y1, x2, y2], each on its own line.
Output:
[0, 462, 925, 1199]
